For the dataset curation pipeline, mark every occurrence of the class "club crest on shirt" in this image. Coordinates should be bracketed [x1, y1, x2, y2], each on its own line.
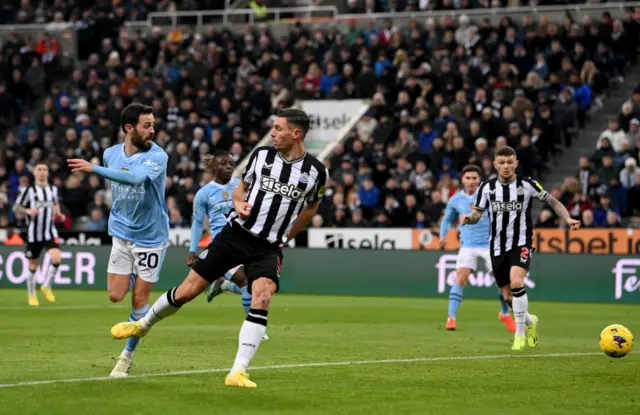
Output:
[469, 202, 474, 209]
[222, 191, 229, 199]
[517, 186, 526, 195]
[299, 172, 309, 183]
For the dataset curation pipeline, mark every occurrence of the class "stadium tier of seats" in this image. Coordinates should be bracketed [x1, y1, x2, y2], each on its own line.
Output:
[1, 4, 639, 234]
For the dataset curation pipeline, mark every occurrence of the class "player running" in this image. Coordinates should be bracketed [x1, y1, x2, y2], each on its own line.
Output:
[111, 108, 328, 388]
[186, 150, 268, 340]
[464, 146, 580, 350]
[13, 162, 65, 306]
[67, 103, 169, 376]
[439, 164, 515, 332]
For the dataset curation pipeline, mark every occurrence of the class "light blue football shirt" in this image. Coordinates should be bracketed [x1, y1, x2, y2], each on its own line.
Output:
[190, 177, 240, 253]
[440, 189, 490, 248]
[100, 143, 169, 247]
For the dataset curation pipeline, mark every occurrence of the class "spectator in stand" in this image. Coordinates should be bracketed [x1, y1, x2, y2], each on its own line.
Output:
[581, 209, 596, 228]
[620, 157, 639, 189]
[2, 9, 639, 234]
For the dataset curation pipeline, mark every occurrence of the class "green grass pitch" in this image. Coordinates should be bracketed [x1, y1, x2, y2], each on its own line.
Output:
[0, 289, 638, 414]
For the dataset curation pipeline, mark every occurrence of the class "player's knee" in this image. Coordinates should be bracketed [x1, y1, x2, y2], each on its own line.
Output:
[108, 291, 126, 303]
[455, 275, 468, 286]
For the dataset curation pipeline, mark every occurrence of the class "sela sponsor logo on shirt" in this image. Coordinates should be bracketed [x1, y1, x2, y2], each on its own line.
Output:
[612, 258, 640, 300]
[35, 200, 55, 209]
[260, 176, 303, 200]
[491, 200, 524, 212]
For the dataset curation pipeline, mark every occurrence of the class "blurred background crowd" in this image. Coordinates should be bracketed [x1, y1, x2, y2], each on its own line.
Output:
[0, 0, 639, 237]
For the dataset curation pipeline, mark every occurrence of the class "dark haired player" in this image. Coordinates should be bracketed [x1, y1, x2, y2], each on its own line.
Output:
[186, 151, 268, 340]
[111, 108, 328, 387]
[68, 103, 170, 376]
[13, 162, 65, 306]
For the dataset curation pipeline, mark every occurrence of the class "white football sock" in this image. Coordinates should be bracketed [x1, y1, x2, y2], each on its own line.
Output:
[230, 309, 267, 374]
[140, 288, 183, 330]
[512, 287, 529, 337]
[43, 263, 59, 288]
[26, 269, 36, 296]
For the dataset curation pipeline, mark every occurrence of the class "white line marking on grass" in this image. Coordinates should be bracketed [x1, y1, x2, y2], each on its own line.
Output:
[0, 304, 235, 311]
[0, 352, 601, 389]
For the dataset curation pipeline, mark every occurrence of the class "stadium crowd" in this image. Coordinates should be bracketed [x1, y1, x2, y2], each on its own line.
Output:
[1, 6, 640, 236]
[0, 0, 228, 25]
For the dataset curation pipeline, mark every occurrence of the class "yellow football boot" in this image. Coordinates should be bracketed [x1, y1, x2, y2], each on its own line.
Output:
[111, 321, 148, 339]
[40, 286, 55, 303]
[512, 335, 526, 351]
[225, 370, 257, 388]
[28, 295, 39, 306]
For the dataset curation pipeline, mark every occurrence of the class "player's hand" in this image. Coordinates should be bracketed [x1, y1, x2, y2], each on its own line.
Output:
[186, 252, 197, 267]
[566, 218, 581, 230]
[67, 158, 94, 173]
[234, 201, 252, 220]
[462, 215, 472, 225]
[25, 208, 39, 216]
[56, 212, 66, 221]
[439, 238, 446, 250]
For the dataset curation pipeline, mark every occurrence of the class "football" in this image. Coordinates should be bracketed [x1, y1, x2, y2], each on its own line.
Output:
[599, 324, 634, 358]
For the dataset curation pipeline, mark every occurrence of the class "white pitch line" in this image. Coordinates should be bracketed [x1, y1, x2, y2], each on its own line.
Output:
[0, 352, 601, 389]
[0, 304, 236, 311]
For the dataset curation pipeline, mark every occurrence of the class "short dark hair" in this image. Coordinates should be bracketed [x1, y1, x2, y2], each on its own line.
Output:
[494, 146, 517, 159]
[461, 164, 481, 177]
[120, 103, 153, 133]
[277, 108, 310, 136]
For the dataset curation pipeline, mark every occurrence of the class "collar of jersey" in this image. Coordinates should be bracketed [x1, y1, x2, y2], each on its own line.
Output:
[277, 151, 307, 164]
[120, 144, 145, 162]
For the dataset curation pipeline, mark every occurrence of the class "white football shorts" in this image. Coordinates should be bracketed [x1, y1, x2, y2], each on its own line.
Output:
[107, 237, 168, 283]
[455, 247, 493, 272]
[224, 265, 243, 280]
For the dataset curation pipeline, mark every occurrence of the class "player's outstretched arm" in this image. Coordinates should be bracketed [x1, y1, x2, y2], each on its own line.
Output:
[545, 194, 581, 230]
[67, 152, 167, 186]
[92, 165, 148, 185]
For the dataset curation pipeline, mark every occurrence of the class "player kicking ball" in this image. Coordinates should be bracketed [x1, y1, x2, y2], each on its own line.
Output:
[464, 146, 580, 350]
[68, 103, 170, 376]
[110, 108, 328, 388]
[439, 165, 515, 332]
[185, 150, 267, 340]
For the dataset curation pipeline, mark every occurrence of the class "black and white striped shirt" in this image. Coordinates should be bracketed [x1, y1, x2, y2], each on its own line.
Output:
[474, 175, 549, 257]
[14, 184, 60, 243]
[228, 146, 328, 245]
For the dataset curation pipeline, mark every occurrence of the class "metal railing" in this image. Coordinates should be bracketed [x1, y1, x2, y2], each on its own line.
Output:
[129, 5, 339, 28]
[336, 1, 639, 21]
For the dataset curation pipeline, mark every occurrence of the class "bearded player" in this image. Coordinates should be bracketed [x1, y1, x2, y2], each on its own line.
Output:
[68, 103, 169, 375]
[440, 164, 515, 332]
